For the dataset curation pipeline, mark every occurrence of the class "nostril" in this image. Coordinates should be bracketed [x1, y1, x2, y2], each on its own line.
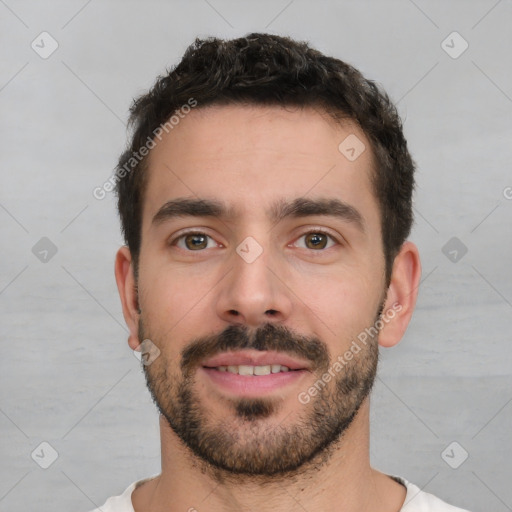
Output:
[266, 309, 278, 316]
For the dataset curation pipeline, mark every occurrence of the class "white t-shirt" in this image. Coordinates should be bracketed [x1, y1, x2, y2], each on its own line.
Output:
[87, 475, 471, 511]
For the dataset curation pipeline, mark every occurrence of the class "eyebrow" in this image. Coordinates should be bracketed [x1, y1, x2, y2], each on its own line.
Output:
[151, 197, 365, 233]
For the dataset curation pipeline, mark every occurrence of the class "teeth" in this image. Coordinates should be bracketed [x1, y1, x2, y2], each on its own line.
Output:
[238, 365, 255, 376]
[254, 365, 271, 376]
[215, 364, 292, 375]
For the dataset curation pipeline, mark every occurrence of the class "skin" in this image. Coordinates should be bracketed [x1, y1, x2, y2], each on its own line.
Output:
[115, 104, 422, 512]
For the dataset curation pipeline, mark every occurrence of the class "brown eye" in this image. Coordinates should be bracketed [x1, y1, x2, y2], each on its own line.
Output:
[173, 232, 216, 251]
[306, 233, 327, 249]
[184, 234, 208, 250]
[293, 231, 337, 251]
[304, 232, 328, 249]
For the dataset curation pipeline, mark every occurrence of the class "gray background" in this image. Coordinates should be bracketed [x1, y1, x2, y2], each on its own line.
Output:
[1, 1, 511, 511]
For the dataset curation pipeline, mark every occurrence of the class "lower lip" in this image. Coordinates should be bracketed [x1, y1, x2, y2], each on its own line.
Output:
[200, 367, 309, 396]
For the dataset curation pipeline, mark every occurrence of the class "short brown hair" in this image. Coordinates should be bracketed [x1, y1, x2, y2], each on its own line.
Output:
[115, 33, 415, 284]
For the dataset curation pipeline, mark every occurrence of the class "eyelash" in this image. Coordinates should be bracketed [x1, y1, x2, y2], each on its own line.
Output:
[169, 229, 340, 251]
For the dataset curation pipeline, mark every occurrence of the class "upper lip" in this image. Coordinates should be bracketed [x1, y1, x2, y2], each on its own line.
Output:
[202, 350, 311, 371]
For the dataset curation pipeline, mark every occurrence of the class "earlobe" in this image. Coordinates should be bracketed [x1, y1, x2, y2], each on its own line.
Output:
[114, 246, 141, 351]
[378, 241, 422, 348]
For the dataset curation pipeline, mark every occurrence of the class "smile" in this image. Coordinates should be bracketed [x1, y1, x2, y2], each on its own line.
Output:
[208, 364, 294, 375]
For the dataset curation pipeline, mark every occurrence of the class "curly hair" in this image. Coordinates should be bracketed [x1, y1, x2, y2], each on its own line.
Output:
[115, 33, 415, 285]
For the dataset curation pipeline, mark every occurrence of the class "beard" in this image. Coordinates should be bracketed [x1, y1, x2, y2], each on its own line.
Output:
[139, 304, 382, 483]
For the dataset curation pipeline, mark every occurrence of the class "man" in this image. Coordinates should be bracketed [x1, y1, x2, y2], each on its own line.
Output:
[92, 33, 470, 511]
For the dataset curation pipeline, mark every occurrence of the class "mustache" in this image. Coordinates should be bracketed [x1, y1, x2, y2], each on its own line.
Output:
[180, 323, 330, 375]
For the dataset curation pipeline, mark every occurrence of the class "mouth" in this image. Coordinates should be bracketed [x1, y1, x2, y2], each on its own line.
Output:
[200, 351, 311, 396]
[205, 364, 297, 375]
[201, 350, 311, 372]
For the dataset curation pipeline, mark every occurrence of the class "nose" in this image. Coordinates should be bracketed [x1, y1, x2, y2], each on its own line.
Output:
[215, 240, 293, 328]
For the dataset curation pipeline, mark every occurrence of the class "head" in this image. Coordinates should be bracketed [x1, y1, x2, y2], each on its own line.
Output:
[114, 33, 421, 481]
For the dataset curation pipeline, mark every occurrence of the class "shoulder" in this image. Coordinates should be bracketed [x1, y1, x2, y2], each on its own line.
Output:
[85, 476, 157, 512]
[395, 477, 472, 512]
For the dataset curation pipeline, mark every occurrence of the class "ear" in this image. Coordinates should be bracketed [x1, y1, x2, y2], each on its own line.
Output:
[114, 245, 141, 351]
[378, 241, 422, 348]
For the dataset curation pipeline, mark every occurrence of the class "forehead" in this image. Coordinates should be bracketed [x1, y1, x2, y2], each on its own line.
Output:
[142, 104, 379, 230]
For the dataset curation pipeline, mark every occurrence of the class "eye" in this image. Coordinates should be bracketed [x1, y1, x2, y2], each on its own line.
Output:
[170, 229, 338, 252]
[171, 231, 220, 251]
[293, 230, 338, 250]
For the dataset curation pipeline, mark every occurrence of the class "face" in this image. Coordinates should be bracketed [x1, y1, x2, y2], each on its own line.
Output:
[135, 105, 388, 478]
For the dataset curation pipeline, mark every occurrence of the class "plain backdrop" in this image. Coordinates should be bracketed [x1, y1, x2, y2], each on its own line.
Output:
[1, 1, 511, 511]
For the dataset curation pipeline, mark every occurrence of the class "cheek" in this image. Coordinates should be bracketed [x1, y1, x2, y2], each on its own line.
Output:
[139, 272, 193, 338]
[139, 263, 224, 353]
[294, 271, 382, 347]
[143, 261, 211, 312]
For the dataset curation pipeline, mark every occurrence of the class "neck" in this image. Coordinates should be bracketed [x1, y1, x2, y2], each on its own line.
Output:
[132, 400, 406, 512]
